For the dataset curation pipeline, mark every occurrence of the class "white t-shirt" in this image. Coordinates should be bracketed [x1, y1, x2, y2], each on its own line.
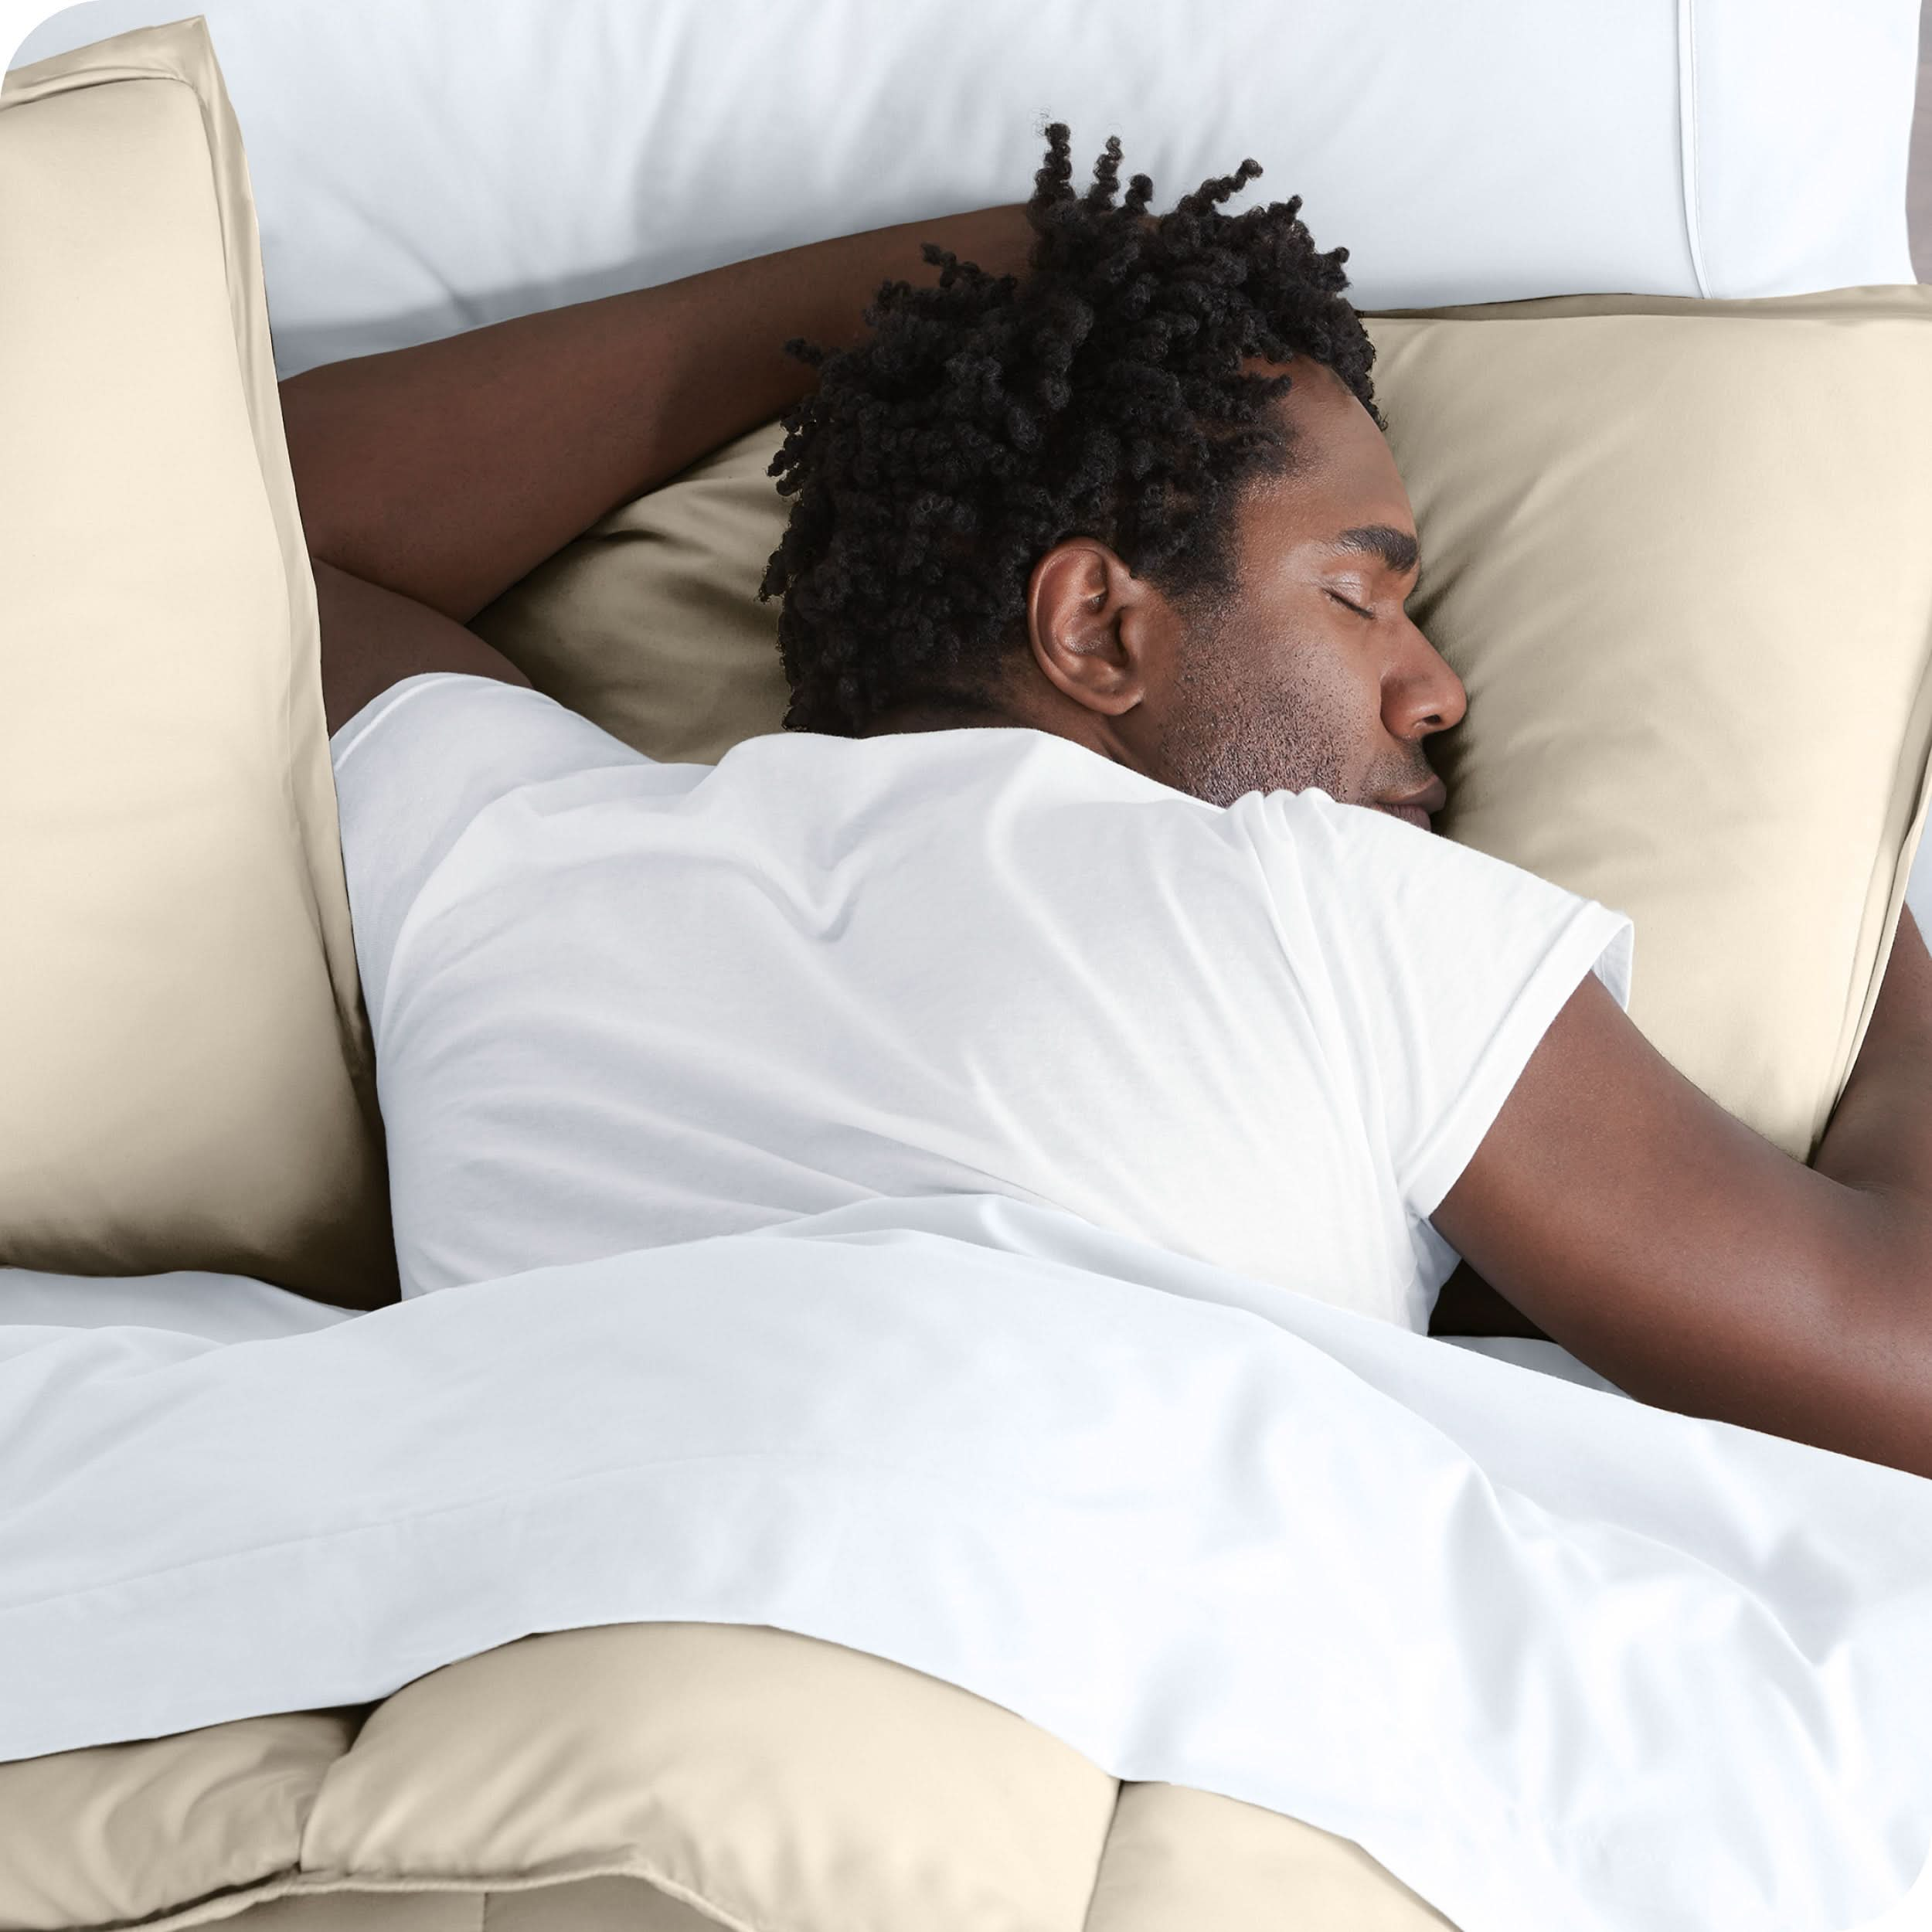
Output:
[332, 675, 1633, 1331]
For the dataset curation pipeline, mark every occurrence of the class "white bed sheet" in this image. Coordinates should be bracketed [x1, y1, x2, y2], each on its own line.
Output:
[2, 1191, 1928, 1932]
[0, 1268, 357, 1342]
[0, 1261, 1628, 1390]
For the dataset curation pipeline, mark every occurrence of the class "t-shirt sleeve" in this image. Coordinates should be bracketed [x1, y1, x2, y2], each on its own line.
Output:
[329, 673, 648, 1033]
[1249, 787, 1636, 1223]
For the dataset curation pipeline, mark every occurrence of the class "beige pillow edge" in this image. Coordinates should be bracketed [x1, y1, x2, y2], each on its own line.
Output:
[3, 21, 395, 1300]
[1363, 284, 1932, 325]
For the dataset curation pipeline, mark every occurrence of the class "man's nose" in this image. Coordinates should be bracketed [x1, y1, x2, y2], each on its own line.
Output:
[1392, 621, 1468, 737]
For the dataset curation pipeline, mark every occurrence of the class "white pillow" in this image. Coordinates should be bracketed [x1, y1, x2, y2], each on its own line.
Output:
[9, 0, 1921, 380]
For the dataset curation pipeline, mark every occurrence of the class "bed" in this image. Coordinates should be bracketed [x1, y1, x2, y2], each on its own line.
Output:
[4, 6, 1932, 1930]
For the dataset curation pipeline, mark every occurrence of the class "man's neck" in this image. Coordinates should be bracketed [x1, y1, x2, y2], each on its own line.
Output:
[856, 699, 1026, 738]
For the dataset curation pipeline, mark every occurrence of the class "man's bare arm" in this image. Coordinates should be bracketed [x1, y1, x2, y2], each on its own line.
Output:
[1429, 910, 1932, 1478]
[315, 558, 531, 737]
[280, 206, 1033, 627]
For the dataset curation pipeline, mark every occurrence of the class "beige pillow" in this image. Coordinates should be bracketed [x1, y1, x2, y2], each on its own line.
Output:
[474, 285, 1932, 1163]
[473, 423, 793, 768]
[0, 21, 394, 1304]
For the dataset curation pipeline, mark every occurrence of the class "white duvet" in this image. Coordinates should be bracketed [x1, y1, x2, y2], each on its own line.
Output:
[3, 1190, 1930, 1932]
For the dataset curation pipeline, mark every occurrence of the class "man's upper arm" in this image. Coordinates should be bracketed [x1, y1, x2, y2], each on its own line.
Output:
[315, 556, 530, 738]
[1428, 973, 1907, 1460]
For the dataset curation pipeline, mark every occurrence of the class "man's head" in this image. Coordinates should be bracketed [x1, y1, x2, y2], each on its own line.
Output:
[762, 127, 1465, 825]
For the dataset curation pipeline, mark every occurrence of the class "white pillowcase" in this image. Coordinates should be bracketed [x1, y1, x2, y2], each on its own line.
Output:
[9, 0, 1922, 379]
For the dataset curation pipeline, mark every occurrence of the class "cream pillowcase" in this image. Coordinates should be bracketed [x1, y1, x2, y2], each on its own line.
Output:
[0, 21, 395, 1305]
[473, 286, 1932, 1164]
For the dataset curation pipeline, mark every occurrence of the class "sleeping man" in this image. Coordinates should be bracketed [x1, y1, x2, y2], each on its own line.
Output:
[283, 128, 1932, 1481]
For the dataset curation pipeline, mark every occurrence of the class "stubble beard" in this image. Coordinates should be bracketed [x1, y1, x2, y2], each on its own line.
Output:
[1153, 631, 1352, 811]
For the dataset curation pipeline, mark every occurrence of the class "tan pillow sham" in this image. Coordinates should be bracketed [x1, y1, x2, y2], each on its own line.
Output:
[0, 20, 394, 1304]
[474, 285, 1932, 1162]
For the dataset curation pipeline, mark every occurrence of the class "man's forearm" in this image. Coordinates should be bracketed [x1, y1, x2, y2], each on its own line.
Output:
[1766, 905, 1932, 1477]
[279, 205, 1034, 625]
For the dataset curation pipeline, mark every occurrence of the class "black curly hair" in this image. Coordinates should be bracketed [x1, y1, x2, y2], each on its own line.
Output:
[759, 124, 1380, 736]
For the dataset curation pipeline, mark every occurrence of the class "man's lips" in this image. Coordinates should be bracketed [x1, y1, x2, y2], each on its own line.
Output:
[1377, 801, 1433, 829]
[1373, 777, 1447, 829]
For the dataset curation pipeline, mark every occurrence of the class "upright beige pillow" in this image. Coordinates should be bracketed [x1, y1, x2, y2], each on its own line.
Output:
[0, 22, 395, 1305]
[474, 285, 1932, 1164]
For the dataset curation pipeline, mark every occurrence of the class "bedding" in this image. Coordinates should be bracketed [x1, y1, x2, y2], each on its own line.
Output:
[9, 0, 1923, 379]
[3, 1190, 1930, 1932]
[0, 19, 393, 1304]
[1916, 8, 1932, 279]
[0, 1269, 358, 1342]
[0, 1624, 1461, 1932]
[5, 15, 1932, 1932]
[0, 1257, 1624, 1392]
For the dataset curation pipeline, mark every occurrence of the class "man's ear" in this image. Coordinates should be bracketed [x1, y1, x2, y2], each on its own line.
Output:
[1024, 538, 1162, 718]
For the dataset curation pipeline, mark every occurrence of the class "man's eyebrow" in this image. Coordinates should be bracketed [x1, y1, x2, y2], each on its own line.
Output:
[1333, 524, 1421, 577]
